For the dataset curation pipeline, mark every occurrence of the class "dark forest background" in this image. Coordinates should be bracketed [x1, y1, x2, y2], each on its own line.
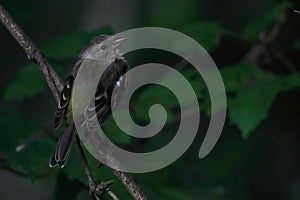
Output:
[1, 0, 300, 199]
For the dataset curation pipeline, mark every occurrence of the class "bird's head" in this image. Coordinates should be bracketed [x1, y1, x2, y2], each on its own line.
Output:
[81, 34, 126, 63]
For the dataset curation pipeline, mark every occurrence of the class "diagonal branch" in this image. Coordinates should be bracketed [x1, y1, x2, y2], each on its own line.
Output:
[75, 136, 118, 200]
[0, 3, 147, 200]
[243, 9, 296, 69]
[113, 170, 148, 200]
[0, 4, 63, 101]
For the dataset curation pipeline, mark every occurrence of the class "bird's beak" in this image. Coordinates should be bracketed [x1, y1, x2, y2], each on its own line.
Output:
[114, 37, 126, 48]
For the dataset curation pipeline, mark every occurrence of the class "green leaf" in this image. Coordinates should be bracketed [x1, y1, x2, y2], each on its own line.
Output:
[0, 111, 52, 180]
[221, 62, 265, 92]
[62, 148, 116, 186]
[134, 85, 177, 124]
[0, 111, 39, 155]
[0, 111, 55, 180]
[137, 85, 178, 107]
[62, 150, 132, 199]
[42, 32, 89, 60]
[225, 65, 300, 138]
[3, 63, 47, 101]
[7, 139, 55, 180]
[3, 62, 67, 101]
[62, 147, 86, 184]
[43, 27, 114, 59]
[103, 116, 132, 145]
[133, 69, 207, 123]
[181, 68, 206, 97]
[181, 22, 224, 52]
[244, 2, 291, 40]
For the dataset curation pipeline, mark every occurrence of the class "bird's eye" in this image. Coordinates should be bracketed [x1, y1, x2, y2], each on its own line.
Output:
[100, 45, 107, 51]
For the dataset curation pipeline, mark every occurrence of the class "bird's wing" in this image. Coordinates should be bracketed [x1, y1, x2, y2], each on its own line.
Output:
[53, 58, 82, 129]
[81, 59, 128, 131]
[53, 76, 74, 129]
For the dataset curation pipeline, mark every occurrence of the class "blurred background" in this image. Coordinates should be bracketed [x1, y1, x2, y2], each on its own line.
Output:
[1, 0, 300, 199]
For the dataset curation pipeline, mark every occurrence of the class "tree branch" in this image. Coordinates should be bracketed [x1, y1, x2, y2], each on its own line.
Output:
[0, 4, 63, 101]
[113, 170, 148, 200]
[243, 9, 295, 68]
[0, 3, 147, 200]
[75, 136, 118, 200]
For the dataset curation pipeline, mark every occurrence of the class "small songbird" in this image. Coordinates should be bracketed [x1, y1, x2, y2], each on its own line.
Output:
[49, 35, 128, 168]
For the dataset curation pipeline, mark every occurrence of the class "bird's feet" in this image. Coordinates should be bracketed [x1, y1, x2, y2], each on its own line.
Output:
[90, 180, 114, 199]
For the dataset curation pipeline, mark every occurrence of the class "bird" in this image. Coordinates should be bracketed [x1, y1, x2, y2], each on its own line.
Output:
[49, 35, 129, 168]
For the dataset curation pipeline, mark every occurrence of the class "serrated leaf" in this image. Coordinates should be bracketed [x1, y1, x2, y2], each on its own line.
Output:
[228, 73, 300, 138]
[7, 139, 55, 180]
[0, 111, 52, 180]
[221, 62, 265, 91]
[3, 62, 66, 101]
[181, 22, 224, 52]
[244, 2, 291, 40]
[3, 63, 47, 101]
[0, 111, 39, 155]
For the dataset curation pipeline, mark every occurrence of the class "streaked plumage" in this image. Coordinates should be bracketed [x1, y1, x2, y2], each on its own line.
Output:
[50, 35, 128, 168]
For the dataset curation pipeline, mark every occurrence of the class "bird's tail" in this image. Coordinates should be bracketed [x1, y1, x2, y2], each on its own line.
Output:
[49, 125, 76, 168]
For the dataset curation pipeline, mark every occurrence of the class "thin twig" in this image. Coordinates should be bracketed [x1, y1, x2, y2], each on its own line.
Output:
[75, 136, 97, 191]
[0, 3, 147, 200]
[75, 136, 118, 200]
[244, 8, 299, 75]
[244, 9, 288, 65]
[271, 48, 299, 73]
